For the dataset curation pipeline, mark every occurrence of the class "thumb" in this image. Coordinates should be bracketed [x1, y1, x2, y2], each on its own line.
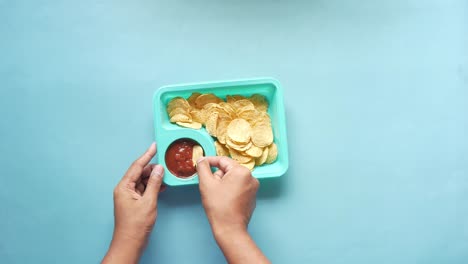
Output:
[144, 165, 164, 200]
[196, 157, 214, 185]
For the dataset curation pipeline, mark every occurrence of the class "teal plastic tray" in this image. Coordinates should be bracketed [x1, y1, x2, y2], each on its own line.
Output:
[153, 78, 289, 186]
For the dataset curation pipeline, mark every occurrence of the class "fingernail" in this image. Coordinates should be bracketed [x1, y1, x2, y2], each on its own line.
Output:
[197, 157, 205, 164]
[151, 165, 164, 178]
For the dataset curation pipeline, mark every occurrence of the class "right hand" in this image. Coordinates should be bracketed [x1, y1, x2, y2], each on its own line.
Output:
[196, 156, 260, 236]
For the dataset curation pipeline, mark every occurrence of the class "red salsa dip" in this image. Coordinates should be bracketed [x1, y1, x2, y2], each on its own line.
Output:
[165, 138, 199, 178]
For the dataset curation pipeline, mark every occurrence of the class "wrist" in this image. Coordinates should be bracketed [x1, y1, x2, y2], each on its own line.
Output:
[112, 229, 147, 251]
[212, 223, 249, 243]
[211, 224, 270, 264]
[104, 230, 147, 264]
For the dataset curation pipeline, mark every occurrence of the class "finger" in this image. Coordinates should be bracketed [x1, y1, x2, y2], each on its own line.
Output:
[204, 156, 238, 173]
[140, 164, 155, 186]
[160, 184, 167, 193]
[123, 143, 157, 183]
[135, 164, 154, 185]
[143, 165, 164, 200]
[213, 169, 224, 179]
[135, 143, 157, 167]
[136, 182, 145, 195]
[196, 157, 215, 184]
[253, 177, 260, 189]
[142, 164, 156, 178]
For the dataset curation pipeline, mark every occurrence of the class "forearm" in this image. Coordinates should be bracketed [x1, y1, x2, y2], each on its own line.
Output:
[214, 226, 270, 264]
[102, 233, 146, 264]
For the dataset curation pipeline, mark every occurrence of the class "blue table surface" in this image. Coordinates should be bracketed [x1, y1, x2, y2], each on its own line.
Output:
[1, 0, 467, 263]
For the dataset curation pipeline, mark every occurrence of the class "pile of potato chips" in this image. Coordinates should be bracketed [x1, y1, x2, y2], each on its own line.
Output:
[166, 93, 278, 170]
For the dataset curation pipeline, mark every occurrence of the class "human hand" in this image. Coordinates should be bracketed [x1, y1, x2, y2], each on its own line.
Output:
[196, 156, 259, 237]
[103, 143, 165, 264]
[196, 156, 269, 264]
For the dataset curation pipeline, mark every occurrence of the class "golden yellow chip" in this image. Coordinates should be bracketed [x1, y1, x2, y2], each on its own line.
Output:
[218, 102, 236, 118]
[245, 145, 263, 158]
[205, 111, 219, 136]
[195, 93, 223, 109]
[192, 144, 204, 166]
[227, 118, 251, 144]
[237, 109, 259, 124]
[249, 94, 269, 112]
[202, 104, 223, 121]
[255, 146, 269, 166]
[203, 102, 221, 112]
[169, 107, 190, 117]
[265, 143, 278, 164]
[170, 113, 191, 123]
[216, 119, 231, 144]
[226, 95, 246, 103]
[251, 121, 273, 147]
[176, 121, 202, 129]
[214, 141, 229, 156]
[217, 107, 233, 119]
[190, 109, 205, 123]
[232, 99, 255, 113]
[167, 97, 190, 113]
[187, 92, 201, 108]
[226, 139, 252, 152]
[217, 131, 226, 144]
[248, 111, 271, 127]
[228, 148, 252, 163]
[240, 159, 255, 170]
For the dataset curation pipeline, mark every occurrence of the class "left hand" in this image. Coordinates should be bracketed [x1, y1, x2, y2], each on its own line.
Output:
[103, 142, 166, 264]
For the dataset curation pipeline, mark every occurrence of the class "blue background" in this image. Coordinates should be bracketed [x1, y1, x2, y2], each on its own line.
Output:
[1, 0, 467, 263]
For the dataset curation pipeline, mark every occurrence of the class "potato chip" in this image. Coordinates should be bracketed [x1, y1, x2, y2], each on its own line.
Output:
[216, 119, 230, 144]
[249, 94, 269, 112]
[170, 113, 191, 123]
[228, 148, 252, 163]
[192, 145, 204, 166]
[226, 139, 252, 152]
[217, 108, 234, 119]
[190, 109, 205, 124]
[217, 131, 226, 144]
[187, 92, 201, 108]
[167, 97, 190, 113]
[240, 159, 255, 170]
[265, 143, 278, 164]
[201, 104, 222, 121]
[176, 121, 202, 129]
[203, 102, 221, 112]
[232, 99, 255, 113]
[237, 109, 259, 124]
[219, 102, 236, 118]
[245, 145, 263, 158]
[251, 121, 273, 147]
[256, 146, 269, 166]
[169, 107, 190, 117]
[205, 111, 218, 136]
[214, 141, 229, 156]
[226, 95, 246, 103]
[248, 111, 271, 127]
[227, 118, 251, 144]
[195, 93, 223, 109]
